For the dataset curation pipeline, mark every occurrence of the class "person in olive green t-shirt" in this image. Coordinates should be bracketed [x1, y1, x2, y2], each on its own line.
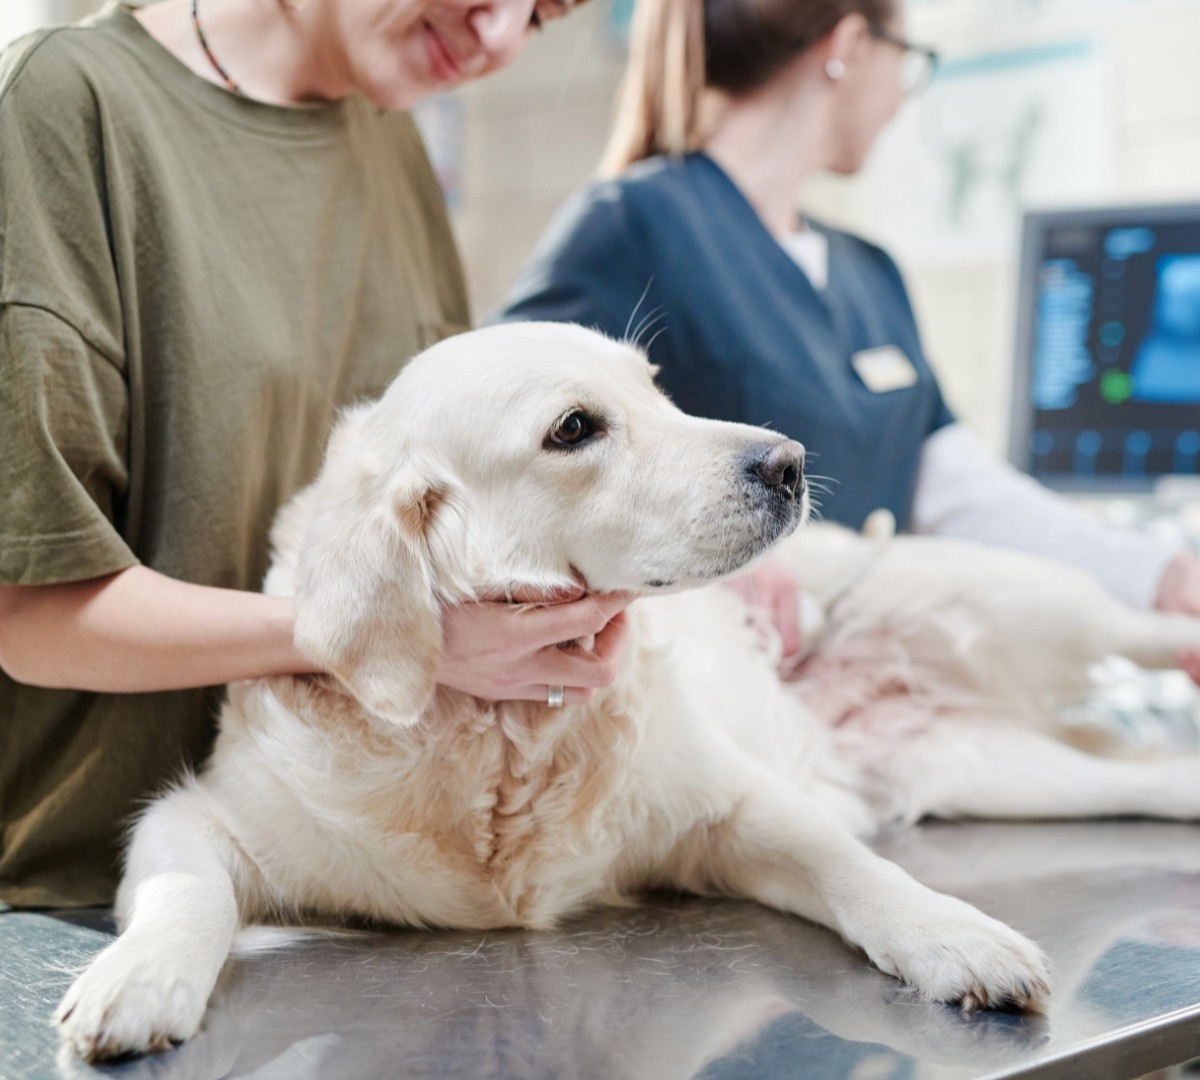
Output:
[0, 0, 631, 909]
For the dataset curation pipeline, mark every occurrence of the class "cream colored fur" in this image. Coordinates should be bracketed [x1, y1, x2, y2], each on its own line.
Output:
[57, 323, 1200, 1061]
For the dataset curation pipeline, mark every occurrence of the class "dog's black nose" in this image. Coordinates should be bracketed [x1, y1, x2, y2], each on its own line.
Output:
[749, 440, 806, 499]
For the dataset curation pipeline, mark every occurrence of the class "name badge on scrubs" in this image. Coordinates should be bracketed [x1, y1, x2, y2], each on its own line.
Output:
[851, 346, 918, 393]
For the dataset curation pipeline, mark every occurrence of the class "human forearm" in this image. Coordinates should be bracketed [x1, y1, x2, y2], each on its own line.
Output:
[910, 424, 1181, 609]
[0, 565, 317, 692]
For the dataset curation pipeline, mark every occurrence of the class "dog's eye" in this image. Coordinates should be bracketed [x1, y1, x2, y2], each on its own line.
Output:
[547, 409, 598, 449]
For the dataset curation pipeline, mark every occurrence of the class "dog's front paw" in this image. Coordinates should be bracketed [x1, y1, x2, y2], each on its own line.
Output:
[861, 893, 1052, 1012]
[55, 936, 211, 1062]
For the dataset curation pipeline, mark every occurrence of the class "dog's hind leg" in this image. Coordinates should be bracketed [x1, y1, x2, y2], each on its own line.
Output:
[55, 785, 244, 1062]
[875, 726, 1200, 825]
[673, 773, 1052, 1011]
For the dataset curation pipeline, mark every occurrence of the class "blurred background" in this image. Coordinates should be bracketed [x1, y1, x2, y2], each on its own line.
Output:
[3, 0, 1199, 455]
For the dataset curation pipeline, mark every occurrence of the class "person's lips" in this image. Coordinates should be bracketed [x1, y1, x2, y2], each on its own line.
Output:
[423, 23, 462, 82]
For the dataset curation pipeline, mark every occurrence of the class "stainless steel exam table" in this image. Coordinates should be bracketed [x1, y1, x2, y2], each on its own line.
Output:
[3, 818, 1200, 1080]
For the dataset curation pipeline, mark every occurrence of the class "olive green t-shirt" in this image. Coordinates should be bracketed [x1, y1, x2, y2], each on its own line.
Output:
[0, 4, 470, 906]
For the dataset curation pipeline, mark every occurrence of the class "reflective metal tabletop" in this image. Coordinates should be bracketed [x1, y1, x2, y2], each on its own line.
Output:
[4, 820, 1199, 1080]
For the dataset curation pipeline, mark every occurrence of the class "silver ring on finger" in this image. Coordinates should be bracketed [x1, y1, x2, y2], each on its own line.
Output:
[547, 684, 565, 708]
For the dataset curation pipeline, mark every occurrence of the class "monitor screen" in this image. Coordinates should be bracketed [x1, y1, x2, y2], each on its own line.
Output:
[1010, 203, 1200, 493]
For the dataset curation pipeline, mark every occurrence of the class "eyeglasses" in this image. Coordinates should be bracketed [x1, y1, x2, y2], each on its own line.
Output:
[868, 24, 939, 96]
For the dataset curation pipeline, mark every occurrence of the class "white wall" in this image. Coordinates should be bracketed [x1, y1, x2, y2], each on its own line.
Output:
[0, 1, 94, 48]
[0, 1, 51, 48]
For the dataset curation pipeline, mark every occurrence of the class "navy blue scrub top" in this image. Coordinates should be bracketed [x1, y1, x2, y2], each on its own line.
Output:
[496, 152, 955, 530]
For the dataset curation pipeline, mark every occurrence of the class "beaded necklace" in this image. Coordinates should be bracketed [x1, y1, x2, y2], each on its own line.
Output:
[190, 0, 243, 95]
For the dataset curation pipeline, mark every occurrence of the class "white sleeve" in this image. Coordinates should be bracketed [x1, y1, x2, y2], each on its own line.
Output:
[909, 423, 1182, 610]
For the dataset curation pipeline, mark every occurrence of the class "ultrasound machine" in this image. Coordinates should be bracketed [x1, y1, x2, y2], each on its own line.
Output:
[1009, 201, 1200, 744]
[1010, 200, 1200, 502]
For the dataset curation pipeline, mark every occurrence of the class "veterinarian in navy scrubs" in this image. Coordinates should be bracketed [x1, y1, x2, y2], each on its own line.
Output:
[0, 0, 631, 909]
[499, 0, 1200, 652]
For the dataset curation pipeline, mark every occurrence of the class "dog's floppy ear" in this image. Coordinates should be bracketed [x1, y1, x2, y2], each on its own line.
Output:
[292, 409, 453, 727]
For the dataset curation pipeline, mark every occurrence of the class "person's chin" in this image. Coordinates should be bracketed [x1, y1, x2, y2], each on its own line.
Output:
[360, 65, 436, 112]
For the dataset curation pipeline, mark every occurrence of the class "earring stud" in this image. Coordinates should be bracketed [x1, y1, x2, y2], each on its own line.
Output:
[825, 59, 845, 80]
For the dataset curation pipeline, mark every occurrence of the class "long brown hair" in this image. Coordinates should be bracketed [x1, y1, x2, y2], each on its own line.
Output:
[600, 0, 894, 175]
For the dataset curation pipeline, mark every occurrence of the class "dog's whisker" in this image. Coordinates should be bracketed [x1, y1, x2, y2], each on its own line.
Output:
[622, 278, 657, 343]
[631, 310, 667, 351]
[643, 324, 671, 354]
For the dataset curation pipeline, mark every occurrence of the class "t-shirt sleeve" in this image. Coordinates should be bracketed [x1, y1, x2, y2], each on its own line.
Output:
[0, 32, 135, 585]
[491, 185, 661, 343]
[0, 304, 135, 584]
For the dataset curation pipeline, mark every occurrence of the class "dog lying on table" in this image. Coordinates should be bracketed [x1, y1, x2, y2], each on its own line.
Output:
[56, 322, 1200, 1061]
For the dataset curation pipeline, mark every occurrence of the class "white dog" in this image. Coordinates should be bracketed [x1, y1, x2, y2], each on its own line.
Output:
[56, 323, 1200, 1061]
